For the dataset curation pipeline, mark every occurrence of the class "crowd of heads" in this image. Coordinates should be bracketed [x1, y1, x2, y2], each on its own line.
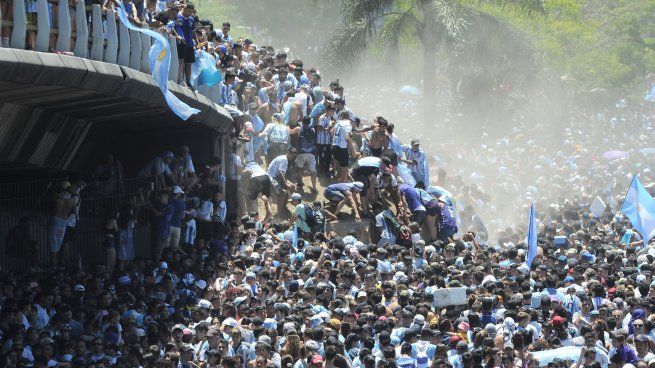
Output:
[5, 0, 655, 367]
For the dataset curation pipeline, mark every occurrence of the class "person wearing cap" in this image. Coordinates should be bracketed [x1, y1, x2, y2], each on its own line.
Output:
[401, 139, 428, 187]
[138, 150, 176, 191]
[323, 181, 364, 221]
[179, 343, 195, 368]
[289, 193, 315, 239]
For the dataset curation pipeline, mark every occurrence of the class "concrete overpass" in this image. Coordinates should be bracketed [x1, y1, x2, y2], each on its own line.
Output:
[0, 47, 233, 179]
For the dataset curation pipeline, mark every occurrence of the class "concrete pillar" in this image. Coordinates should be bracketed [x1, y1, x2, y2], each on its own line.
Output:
[10, 0, 26, 50]
[89, 5, 104, 60]
[104, 10, 118, 64]
[128, 28, 141, 70]
[168, 34, 178, 82]
[117, 16, 130, 66]
[35, 0, 50, 51]
[55, 0, 71, 51]
[140, 25, 151, 73]
[73, 0, 88, 57]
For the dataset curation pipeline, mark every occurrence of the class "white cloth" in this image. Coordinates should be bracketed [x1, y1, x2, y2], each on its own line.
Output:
[267, 156, 289, 179]
[332, 120, 352, 149]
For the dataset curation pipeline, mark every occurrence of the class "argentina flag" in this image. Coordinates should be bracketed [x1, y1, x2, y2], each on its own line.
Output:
[525, 203, 538, 268]
[115, 3, 200, 121]
[621, 175, 655, 245]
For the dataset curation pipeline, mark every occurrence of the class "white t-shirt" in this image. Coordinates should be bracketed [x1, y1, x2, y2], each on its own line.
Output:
[245, 162, 267, 178]
[267, 155, 289, 179]
[197, 200, 214, 221]
[332, 120, 352, 149]
[294, 91, 309, 117]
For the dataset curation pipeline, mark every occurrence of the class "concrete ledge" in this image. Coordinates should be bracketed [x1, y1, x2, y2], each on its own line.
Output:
[35, 52, 88, 88]
[5, 49, 44, 85]
[82, 60, 123, 93]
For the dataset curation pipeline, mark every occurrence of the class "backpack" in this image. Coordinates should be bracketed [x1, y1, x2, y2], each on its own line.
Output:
[382, 210, 402, 238]
[302, 204, 323, 233]
[270, 123, 288, 143]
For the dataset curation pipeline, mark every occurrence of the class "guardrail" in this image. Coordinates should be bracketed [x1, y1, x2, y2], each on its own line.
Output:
[1, 0, 179, 80]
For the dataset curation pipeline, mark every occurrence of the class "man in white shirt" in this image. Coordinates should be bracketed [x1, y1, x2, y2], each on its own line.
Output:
[331, 110, 353, 182]
[266, 148, 298, 217]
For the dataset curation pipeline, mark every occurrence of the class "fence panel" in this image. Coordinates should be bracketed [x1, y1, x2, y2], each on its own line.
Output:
[0, 176, 155, 270]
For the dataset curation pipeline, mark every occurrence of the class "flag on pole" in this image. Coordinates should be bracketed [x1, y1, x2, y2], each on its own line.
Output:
[525, 203, 538, 268]
[115, 3, 200, 121]
[621, 175, 655, 245]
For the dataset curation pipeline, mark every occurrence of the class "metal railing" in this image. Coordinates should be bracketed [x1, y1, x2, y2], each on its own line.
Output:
[1, 0, 226, 102]
[1, 0, 177, 75]
[0, 176, 155, 270]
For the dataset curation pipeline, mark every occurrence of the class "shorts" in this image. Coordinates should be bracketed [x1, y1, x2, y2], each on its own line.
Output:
[296, 153, 316, 173]
[249, 175, 271, 200]
[197, 220, 213, 241]
[425, 200, 440, 216]
[370, 147, 382, 157]
[412, 210, 427, 225]
[438, 225, 458, 242]
[176, 43, 196, 64]
[324, 188, 346, 202]
[331, 146, 349, 168]
[351, 164, 379, 192]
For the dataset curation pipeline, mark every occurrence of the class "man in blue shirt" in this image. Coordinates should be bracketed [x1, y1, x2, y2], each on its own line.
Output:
[296, 117, 318, 193]
[323, 181, 364, 221]
[174, 4, 196, 87]
[150, 191, 173, 260]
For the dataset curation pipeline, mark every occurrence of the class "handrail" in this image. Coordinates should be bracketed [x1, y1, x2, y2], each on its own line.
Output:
[2, 0, 155, 75]
[1, 0, 227, 103]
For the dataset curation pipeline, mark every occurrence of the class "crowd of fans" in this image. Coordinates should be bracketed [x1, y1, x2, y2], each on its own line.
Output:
[5, 1, 655, 368]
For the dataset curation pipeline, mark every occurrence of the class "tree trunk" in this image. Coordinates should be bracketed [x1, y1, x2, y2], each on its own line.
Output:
[419, 0, 438, 128]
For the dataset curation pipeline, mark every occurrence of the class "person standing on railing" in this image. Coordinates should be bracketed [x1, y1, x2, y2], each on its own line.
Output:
[62, 178, 85, 268]
[174, 3, 196, 87]
[149, 190, 173, 261]
[47, 181, 77, 267]
[25, 0, 38, 50]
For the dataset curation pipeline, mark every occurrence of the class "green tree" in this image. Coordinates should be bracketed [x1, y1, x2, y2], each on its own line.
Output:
[321, 0, 546, 123]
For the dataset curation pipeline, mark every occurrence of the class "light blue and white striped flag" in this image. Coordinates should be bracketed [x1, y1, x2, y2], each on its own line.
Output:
[115, 3, 200, 120]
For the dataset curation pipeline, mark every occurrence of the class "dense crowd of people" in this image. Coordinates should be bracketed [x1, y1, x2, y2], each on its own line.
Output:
[4, 0, 655, 368]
